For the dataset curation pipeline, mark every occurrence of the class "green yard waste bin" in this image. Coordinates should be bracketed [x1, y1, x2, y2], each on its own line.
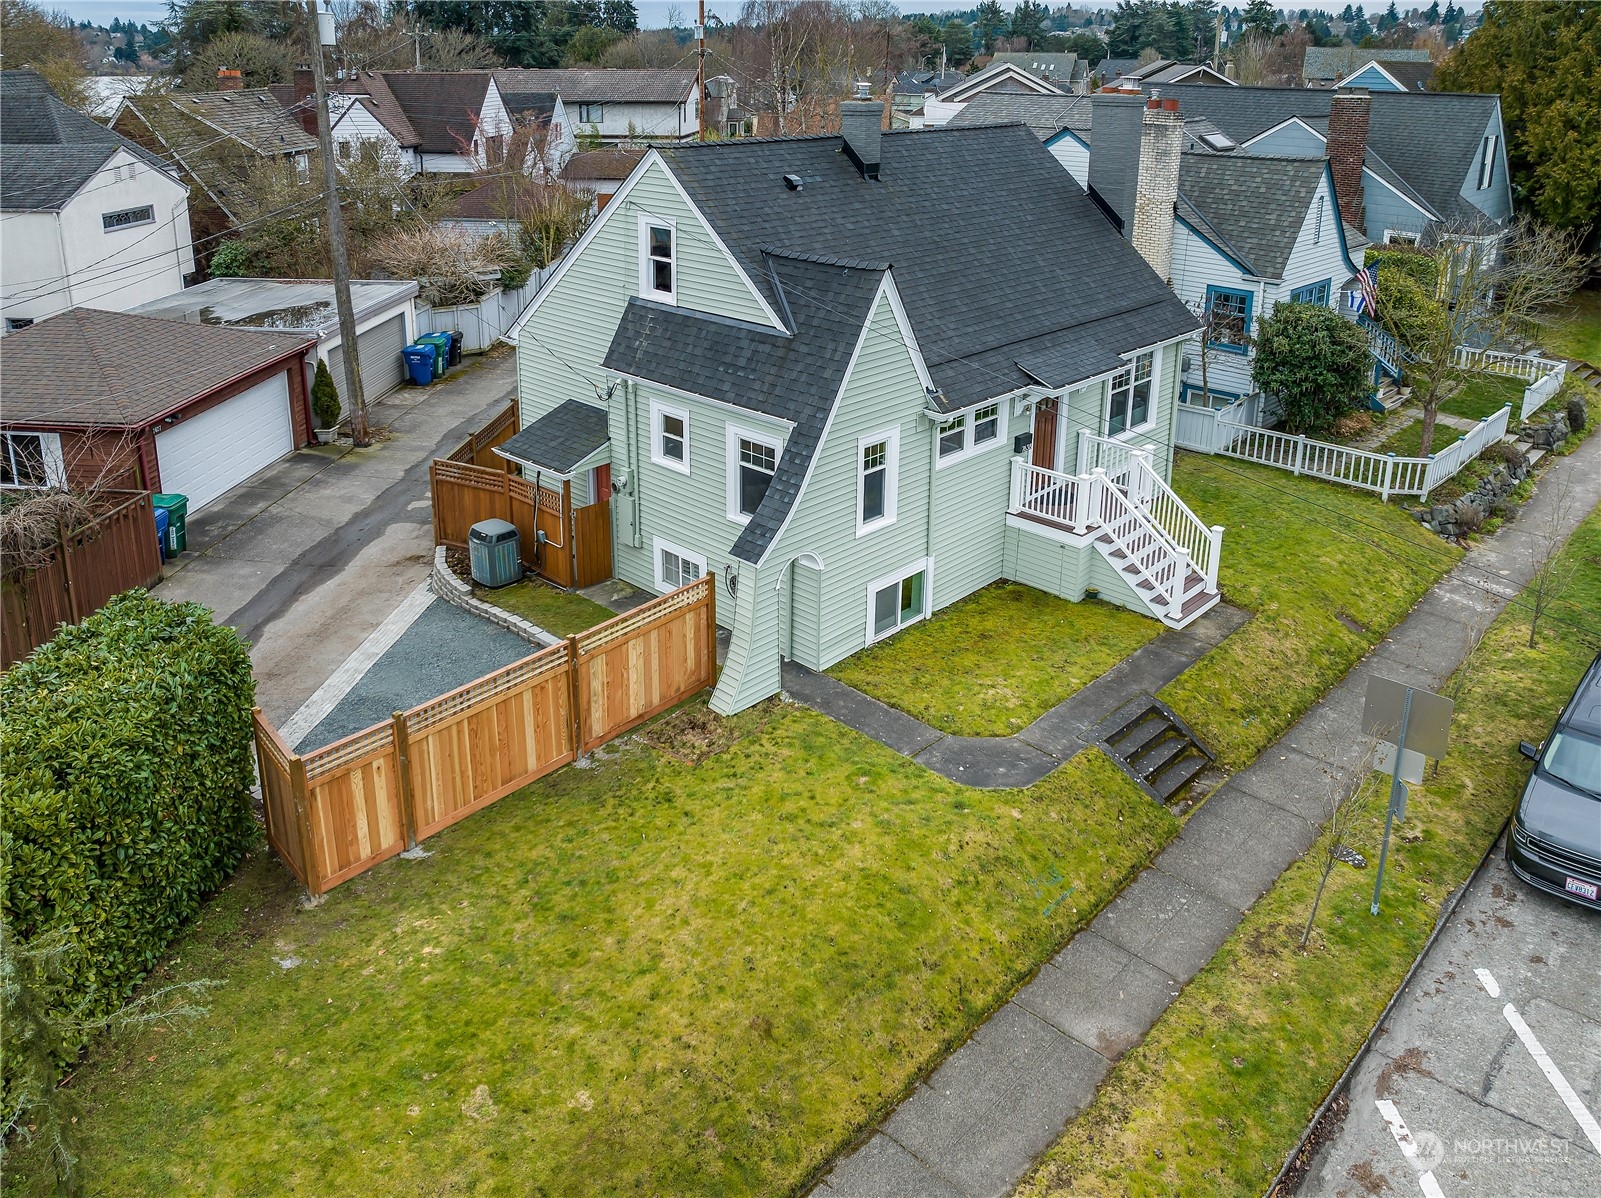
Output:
[152, 493, 189, 555]
[418, 334, 451, 380]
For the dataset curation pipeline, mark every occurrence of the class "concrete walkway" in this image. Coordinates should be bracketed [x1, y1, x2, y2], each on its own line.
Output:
[156, 351, 518, 726]
[782, 603, 1251, 788]
[814, 430, 1601, 1198]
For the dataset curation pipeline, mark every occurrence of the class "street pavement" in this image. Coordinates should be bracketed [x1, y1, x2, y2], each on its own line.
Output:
[155, 350, 518, 726]
[1295, 842, 1601, 1198]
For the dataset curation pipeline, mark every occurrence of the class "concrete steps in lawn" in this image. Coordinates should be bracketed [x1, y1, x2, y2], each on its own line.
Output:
[1093, 694, 1217, 807]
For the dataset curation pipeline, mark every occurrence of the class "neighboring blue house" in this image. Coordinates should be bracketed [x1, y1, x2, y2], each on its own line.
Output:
[1335, 58, 1436, 93]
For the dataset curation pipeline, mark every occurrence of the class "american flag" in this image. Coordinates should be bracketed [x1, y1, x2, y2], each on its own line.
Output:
[1357, 265, 1379, 317]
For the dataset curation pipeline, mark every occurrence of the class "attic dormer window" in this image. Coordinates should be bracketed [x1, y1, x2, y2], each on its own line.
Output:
[639, 216, 675, 304]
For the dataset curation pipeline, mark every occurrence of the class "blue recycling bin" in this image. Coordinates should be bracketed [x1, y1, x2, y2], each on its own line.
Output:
[402, 344, 435, 386]
[154, 506, 169, 563]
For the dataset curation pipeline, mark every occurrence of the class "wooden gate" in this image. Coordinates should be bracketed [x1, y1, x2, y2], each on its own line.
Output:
[574, 499, 612, 588]
[432, 460, 607, 590]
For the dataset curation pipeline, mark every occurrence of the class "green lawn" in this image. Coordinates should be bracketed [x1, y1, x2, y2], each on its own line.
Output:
[1440, 373, 1523, 422]
[829, 582, 1161, 737]
[11, 709, 1175, 1197]
[1537, 286, 1601, 364]
[1160, 454, 1461, 769]
[472, 577, 615, 636]
[1020, 506, 1601, 1198]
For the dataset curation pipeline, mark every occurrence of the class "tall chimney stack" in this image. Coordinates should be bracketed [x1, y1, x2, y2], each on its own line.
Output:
[1087, 91, 1147, 235]
[215, 67, 243, 92]
[840, 97, 884, 181]
[1132, 97, 1184, 283]
[1326, 88, 1371, 232]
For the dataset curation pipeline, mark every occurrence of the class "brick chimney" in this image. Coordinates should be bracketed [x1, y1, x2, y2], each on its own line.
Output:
[840, 99, 884, 180]
[1326, 88, 1371, 231]
[1132, 97, 1184, 283]
[216, 67, 243, 92]
[291, 68, 318, 136]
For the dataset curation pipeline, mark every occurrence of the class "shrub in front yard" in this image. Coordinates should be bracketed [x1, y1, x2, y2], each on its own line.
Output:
[1252, 303, 1373, 435]
[0, 592, 257, 1050]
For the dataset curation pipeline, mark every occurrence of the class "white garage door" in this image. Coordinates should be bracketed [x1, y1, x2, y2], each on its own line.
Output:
[156, 372, 292, 513]
[326, 312, 407, 401]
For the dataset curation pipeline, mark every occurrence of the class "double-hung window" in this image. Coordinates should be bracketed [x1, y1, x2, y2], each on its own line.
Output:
[866, 560, 929, 643]
[936, 402, 1003, 464]
[857, 428, 898, 535]
[1204, 286, 1251, 353]
[727, 426, 780, 521]
[639, 216, 675, 303]
[938, 417, 965, 458]
[1, 432, 63, 488]
[650, 400, 690, 473]
[101, 205, 154, 232]
[972, 403, 1000, 446]
[1107, 351, 1154, 436]
[1289, 279, 1331, 306]
[654, 537, 705, 592]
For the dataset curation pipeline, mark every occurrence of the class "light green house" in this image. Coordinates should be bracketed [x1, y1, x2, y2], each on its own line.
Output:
[504, 106, 1220, 715]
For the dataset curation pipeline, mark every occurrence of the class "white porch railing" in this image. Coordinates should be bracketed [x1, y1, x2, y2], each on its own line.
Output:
[1212, 404, 1512, 501]
[1125, 449, 1225, 591]
[1518, 360, 1566, 419]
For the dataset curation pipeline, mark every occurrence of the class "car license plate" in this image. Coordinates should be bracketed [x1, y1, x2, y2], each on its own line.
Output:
[1564, 876, 1600, 901]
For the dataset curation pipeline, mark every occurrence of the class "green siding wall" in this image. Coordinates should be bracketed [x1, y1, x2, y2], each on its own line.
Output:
[927, 416, 1014, 610]
[1001, 522, 1155, 619]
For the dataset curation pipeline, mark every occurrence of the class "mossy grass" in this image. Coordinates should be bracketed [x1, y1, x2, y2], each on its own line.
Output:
[1439, 373, 1523, 422]
[471, 576, 615, 637]
[1537, 286, 1601, 364]
[829, 582, 1161, 737]
[8, 708, 1175, 1196]
[1159, 454, 1460, 769]
[1020, 506, 1601, 1198]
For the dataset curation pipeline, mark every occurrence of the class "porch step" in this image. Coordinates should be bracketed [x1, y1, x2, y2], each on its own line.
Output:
[1095, 696, 1216, 806]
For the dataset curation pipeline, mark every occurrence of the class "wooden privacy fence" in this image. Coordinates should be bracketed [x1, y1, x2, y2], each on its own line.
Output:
[1, 491, 163, 668]
[445, 400, 519, 469]
[254, 574, 716, 895]
[431, 457, 611, 590]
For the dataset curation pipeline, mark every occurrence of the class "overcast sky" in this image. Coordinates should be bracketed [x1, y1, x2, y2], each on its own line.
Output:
[53, 1, 1443, 35]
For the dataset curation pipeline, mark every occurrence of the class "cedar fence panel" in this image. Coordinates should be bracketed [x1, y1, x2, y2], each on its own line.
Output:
[252, 575, 714, 895]
[431, 460, 513, 549]
[2, 492, 163, 668]
[445, 400, 519, 469]
[433, 459, 578, 588]
[573, 499, 613, 588]
[574, 575, 717, 751]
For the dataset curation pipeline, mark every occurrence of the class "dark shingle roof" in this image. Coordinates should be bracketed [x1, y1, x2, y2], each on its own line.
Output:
[1, 69, 175, 210]
[603, 256, 886, 563]
[377, 72, 493, 154]
[946, 92, 1092, 141]
[0, 308, 313, 429]
[893, 70, 966, 96]
[494, 69, 696, 105]
[658, 124, 1196, 413]
[1349, 59, 1436, 91]
[1140, 83, 1503, 226]
[1304, 46, 1431, 81]
[334, 72, 419, 147]
[136, 88, 317, 156]
[1177, 154, 1328, 279]
[495, 400, 609, 474]
[561, 148, 645, 182]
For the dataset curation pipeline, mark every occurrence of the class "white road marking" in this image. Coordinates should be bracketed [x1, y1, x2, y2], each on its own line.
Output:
[1502, 1002, 1601, 1155]
[1375, 1099, 1448, 1198]
[277, 582, 434, 749]
[1474, 968, 1500, 998]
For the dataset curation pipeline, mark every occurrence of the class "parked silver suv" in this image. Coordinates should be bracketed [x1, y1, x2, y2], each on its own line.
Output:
[1509, 652, 1601, 910]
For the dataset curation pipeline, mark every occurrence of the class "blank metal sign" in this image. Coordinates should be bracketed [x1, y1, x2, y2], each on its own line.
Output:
[1362, 675, 1453, 760]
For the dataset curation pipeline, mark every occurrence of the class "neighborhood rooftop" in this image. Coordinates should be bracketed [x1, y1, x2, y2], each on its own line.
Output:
[128, 277, 420, 334]
[494, 68, 697, 104]
[1177, 153, 1338, 280]
[129, 88, 318, 157]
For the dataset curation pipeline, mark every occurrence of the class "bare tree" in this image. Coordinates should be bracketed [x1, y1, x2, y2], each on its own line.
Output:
[1375, 215, 1591, 458]
[1301, 752, 1384, 950]
[1523, 472, 1579, 649]
[1433, 594, 1497, 777]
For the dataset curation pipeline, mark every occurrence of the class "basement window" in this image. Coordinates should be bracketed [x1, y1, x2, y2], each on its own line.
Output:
[654, 537, 705, 592]
[866, 560, 930, 643]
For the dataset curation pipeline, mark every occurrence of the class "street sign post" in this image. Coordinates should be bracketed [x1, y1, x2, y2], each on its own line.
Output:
[1363, 676, 1453, 915]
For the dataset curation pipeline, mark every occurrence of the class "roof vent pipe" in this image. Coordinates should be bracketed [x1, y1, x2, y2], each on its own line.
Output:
[840, 100, 883, 181]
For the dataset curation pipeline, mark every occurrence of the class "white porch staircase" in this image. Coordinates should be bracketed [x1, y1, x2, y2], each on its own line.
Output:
[1008, 444, 1223, 629]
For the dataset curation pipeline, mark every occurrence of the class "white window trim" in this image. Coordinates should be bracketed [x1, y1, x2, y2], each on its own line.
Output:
[652, 536, 706, 594]
[101, 205, 155, 232]
[1384, 229, 1421, 246]
[725, 423, 783, 525]
[1, 431, 66, 489]
[1108, 349, 1160, 441]
[638, 212, 677, 305]
[863, 557, 933, 645]
[1478, 133, 1497, 190]
[933, 402, 1008, 469]
[856, 426, 899, 538]
[649, 398, 691, 475]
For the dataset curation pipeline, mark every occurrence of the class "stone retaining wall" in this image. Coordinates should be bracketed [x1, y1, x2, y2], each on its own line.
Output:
[429, 545, 559, 649]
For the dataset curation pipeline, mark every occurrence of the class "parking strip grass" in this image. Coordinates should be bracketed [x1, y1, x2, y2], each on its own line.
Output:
[10, 710, 1174, 1197]
[828, 582, 1161, 737]
[471, 576, 616, 637]
[1022, 505, 1601, 1198]
[1160, 454, 1461, 770]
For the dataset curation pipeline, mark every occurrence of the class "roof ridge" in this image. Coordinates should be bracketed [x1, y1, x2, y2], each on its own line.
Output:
[762, 247, 889, 271]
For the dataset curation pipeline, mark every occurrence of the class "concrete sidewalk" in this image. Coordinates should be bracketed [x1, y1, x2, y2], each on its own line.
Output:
[156, 351, 517, 726]
[815, 431, 1601, 1198]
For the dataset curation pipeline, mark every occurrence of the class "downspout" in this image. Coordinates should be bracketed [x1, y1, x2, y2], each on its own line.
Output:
[627, 380, 643, 549]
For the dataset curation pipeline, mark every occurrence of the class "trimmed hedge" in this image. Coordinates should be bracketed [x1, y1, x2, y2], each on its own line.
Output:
[0, 591, 257, 1030]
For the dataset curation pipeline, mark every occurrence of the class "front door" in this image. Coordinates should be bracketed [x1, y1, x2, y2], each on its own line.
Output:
[1032, 398, 1058, 472]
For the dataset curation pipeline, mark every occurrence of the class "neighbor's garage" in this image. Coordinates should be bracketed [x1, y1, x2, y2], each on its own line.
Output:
[155, 372, 294, 512]
[0, 307, 314, 514]
[325, 311, 407, 399]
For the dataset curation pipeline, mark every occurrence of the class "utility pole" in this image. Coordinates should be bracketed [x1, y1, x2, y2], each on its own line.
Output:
[697, 0, 706, 141]
[305, 0, 370, 447]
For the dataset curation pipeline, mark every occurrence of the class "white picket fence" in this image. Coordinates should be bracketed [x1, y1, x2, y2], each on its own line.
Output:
[1451, 345, 1567, 420]
[1209, 404, 1512, 501]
